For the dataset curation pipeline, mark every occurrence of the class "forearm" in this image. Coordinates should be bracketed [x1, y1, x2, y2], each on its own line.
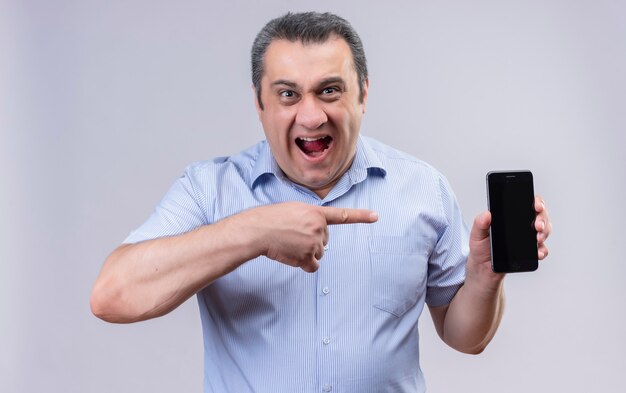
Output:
[91, 202, 372, 323]
[439, 278, 505, 354]
[90, 214, 260, 323]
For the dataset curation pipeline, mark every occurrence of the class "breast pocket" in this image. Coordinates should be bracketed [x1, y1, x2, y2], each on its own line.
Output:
[369, 235, 428, 318]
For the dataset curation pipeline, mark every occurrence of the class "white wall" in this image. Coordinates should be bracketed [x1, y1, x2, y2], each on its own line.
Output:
[2, 0, 624, 391]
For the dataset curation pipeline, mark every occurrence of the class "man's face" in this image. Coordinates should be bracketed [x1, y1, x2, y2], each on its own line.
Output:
[255, 36, 368, 198]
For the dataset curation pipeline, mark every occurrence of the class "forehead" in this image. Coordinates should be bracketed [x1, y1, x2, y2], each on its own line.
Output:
[262, 37, 356, 85]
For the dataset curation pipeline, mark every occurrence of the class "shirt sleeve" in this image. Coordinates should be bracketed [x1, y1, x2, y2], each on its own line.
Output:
[425, 174, 470, 307]
[123, 165, 211, 244]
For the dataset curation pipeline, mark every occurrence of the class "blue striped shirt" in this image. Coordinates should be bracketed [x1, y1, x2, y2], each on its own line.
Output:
[125, 136, 469, 393]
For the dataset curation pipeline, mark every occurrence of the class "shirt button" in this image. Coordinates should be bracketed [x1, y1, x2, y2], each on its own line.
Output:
[322, 287, 330, 295]
[322, 384, 332, 392]
[322, 337, 330, 345]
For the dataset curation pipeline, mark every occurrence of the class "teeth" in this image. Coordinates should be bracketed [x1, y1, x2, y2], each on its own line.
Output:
[298, 136, 326, 141]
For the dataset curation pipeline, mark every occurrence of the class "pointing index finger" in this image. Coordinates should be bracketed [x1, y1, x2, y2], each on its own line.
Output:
[321, 206, 378, 225]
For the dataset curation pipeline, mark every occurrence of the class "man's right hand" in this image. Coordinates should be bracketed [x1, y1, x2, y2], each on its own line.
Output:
[91, 202, 377, 323]
[242, 202, 378, 272]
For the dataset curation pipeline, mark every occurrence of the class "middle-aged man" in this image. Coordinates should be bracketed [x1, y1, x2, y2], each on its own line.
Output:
[91, 11, 551, 392]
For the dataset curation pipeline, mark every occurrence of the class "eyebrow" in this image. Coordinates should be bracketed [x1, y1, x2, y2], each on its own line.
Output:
[271, 79, 298, 89]
[317, 77, 346, 88]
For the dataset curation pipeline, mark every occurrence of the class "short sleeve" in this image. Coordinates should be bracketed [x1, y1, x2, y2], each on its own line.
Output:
[425, 175, 470, 307]
[123, 165, 211, 244]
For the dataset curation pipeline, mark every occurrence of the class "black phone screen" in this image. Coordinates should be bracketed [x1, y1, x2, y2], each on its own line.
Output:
[487, 171, 538, 273]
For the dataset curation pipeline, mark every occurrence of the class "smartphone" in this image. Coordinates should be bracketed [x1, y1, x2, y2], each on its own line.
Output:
[487, 171, 538, 273]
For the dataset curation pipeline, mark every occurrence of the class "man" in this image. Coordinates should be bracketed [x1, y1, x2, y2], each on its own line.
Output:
[91, 12, 551, 392]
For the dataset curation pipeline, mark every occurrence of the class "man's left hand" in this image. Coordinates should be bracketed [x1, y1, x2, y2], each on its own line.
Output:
[466, 195, 552, 285]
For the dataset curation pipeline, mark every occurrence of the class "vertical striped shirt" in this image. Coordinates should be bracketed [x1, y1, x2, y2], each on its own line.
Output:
[124, 135, 469, 393]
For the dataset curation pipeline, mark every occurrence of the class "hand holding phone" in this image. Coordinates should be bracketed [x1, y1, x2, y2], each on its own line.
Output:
[487, 171, 538, 273]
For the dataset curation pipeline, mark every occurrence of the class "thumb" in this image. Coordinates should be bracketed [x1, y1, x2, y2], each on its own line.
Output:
[471, 211, 492, 243]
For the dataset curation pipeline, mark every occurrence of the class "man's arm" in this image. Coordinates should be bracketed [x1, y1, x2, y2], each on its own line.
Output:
[90, 203, 377, 323]
[429, 196, 551, 354]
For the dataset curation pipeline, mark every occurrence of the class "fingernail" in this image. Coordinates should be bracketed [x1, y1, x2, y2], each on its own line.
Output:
[370, 211, 379, 221]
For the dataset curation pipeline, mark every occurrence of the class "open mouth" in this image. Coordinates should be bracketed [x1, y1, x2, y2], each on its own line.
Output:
[295, 136, 333, 156]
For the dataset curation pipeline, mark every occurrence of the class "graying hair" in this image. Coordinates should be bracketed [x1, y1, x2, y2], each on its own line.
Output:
[251, 12, 368, 110]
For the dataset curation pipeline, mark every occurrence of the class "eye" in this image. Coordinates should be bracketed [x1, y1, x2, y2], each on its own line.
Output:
[278, 90, 300, 105]
[319, 86, 341, 101]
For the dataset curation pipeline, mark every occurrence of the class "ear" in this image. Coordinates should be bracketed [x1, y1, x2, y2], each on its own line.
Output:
[253, 85, 263, 117]
[361, 78, 370, 114]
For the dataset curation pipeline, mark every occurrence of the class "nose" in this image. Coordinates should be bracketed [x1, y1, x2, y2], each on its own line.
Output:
[295, 96, 328, 129]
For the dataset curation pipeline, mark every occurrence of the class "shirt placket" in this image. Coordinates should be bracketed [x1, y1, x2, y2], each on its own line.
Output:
[316, 221, 338, 393]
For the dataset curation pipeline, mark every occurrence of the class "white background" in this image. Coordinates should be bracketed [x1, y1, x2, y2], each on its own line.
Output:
[2, 0, 624, 392]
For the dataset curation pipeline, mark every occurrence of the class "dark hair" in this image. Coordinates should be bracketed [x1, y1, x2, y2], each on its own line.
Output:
[251, 12, 368, 110]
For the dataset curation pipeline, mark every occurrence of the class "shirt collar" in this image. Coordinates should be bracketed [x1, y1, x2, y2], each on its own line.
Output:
[250, 140, 284, 188]
[250, 136, 386, 189]
[347, 135, 387, 185]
